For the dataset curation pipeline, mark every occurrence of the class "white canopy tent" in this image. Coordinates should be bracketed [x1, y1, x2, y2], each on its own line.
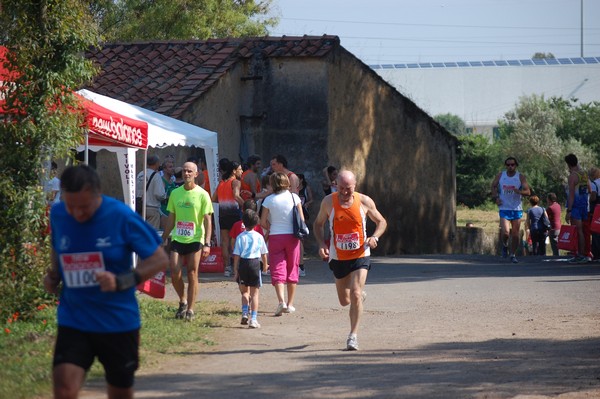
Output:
[76, 89, 219, 212]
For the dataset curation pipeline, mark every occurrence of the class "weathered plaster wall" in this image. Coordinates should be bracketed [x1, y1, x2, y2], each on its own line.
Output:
[327, 50, 457, 254]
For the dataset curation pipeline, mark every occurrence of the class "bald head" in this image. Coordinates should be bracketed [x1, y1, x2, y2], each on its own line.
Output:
[337, 170, 356, 185]
[183, 161, 198, 173]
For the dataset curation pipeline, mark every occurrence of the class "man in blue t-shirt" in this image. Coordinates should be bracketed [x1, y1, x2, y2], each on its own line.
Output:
[44, 165, 168, 399]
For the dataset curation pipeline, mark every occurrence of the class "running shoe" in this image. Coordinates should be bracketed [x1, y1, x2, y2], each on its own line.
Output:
[241, 313, 249, 325]
[249, 319, 261, 329]
[261, 269, 270, 276]
[346, 335, 359, 351]
[224, 266, 233, 278]
[569, 256, 586, 264]
[284, 305, 296, 313]
[578, 256, 591, 264]
[184, 309, 194, 322]
[175, 302, 187, 319]
[501, 245, 508, 258]
[510, 255, 518, 264]
[299, 267, 306, 277]
[274, 302, 287, 316]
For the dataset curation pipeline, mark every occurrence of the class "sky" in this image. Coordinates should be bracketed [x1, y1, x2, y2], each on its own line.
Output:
[268, 0, 600, 65]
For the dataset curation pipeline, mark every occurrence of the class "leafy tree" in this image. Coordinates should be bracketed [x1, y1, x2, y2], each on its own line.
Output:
[532, 52, 555, 59]
[456, 134, 498, 207]
[0, 0, 98, 320]
[91, 0, 278, 41]
[496, 94, 597, 202]
[434, 113, 467, 136]
[550, 97, 600, 163]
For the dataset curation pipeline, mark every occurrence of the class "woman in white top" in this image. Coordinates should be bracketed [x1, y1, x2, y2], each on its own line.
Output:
[260, 172, 306, 316]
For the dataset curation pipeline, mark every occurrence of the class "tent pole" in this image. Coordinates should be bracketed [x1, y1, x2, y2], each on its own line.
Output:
[142, 150, 147, 220]
[84, 131, 89, 165]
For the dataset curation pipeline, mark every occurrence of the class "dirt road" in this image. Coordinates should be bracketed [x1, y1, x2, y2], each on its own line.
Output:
[81, 255, 600, 398]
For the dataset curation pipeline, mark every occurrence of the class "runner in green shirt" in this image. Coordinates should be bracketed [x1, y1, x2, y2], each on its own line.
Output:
[162, 161, 213, 321]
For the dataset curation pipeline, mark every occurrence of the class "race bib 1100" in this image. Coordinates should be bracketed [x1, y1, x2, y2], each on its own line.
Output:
[60, 252, 106, 288]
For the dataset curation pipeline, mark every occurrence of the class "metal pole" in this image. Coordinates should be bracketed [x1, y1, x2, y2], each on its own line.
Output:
[581, 0, 584, 57]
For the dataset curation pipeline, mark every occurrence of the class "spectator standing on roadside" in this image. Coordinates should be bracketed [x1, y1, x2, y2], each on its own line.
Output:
[588, 167, 600, 260]
[260, 172, 306, 316]
[564, 153, 591, 264]
[232, 209, 269, 329]
[173, 167, 184, 187]
[240, 155, 262, 201]
[490, 156, 531, 264]
[212, 159, 244, 277]
[546, 193, 562, 256]
[526, 195, 549, 256]
[44, 165, 168, 399]
[160, 157, 176, 231]
[313, 170, 387, 351]
[322, 166, 338, 195]
[136, 155, 166, 230]
[297, 173, 313, 277]
[45, 161, 61, 205]
[270, 154, 299, 194]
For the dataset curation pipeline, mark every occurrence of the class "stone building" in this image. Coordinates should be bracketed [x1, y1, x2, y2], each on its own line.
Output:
[85, 36, 457, 254]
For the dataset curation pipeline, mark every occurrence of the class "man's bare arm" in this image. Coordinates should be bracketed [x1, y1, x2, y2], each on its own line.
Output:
[361, 194, 387, 247]
[519, 174, 531, 196]
[313, 196, 332, 259]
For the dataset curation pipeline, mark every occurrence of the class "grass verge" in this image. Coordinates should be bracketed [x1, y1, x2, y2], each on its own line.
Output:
[457, 205, 500, 238]
[0, 297, 236, 398]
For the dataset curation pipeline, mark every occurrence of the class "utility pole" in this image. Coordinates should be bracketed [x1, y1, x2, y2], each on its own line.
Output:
[581, 0, 584, 57]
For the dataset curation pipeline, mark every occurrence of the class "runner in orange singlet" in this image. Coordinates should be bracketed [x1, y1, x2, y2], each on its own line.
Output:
[313, 170, 387, 351]
[212, 160, 244, 277]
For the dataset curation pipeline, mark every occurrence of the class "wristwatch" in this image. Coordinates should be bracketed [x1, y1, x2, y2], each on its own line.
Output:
[203, 243, 211, 247]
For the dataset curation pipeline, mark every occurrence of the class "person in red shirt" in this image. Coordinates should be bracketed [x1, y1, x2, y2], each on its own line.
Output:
[229, 200, 266, 250]
[545, 193, 562, 256]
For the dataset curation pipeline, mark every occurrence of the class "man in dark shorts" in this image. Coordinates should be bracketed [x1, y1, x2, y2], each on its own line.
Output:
[162, 161, 214, 321]
[313, 170, 387, 351]
[44, 165, 168, 398]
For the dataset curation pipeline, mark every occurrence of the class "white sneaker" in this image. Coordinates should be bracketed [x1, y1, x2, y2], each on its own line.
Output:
[299, 266, 306, 277]
[274, 302, 287, 316]
[224, 266, 232, 277]
[346, 335, 359, 351]
[284, 305, 295, 313]
[249, 319, 261, 329]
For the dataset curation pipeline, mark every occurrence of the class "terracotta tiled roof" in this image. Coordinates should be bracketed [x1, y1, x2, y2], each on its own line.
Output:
[85, 36, 339, 119]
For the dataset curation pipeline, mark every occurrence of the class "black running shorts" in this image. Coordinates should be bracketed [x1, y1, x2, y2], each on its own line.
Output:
[329, 257, 371, 279]
[171, 240, 201, 255]
[237, 257, 262, 287]
[53, 325, 139, 388]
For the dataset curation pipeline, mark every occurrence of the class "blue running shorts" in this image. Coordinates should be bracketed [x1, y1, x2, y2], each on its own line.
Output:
[499, 210, 523, 221]
[570, 205, 588, 221]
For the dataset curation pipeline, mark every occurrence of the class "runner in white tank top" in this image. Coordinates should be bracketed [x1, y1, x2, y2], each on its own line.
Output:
[491, 157, 531, 263]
